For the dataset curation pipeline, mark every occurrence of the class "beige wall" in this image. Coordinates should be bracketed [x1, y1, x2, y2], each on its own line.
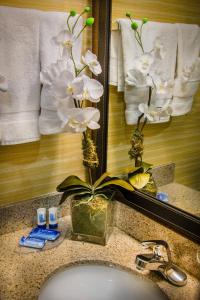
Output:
[0, 0, 91, 206]
[107, 0, 200, 190]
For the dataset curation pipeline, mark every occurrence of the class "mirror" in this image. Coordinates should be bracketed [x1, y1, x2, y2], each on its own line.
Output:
[106, 0, 200, 222]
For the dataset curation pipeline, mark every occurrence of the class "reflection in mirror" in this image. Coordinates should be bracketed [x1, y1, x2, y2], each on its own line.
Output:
[107, 0, 200, 218]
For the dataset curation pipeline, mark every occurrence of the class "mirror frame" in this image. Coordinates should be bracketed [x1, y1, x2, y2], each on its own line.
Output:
[93, 0, 200, 243]
[92, 0, 112, 181]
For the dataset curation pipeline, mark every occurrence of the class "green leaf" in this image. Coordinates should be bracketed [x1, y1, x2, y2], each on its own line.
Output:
[59, 189, 92, 205]
[93, 172, 110, 189]
[129, 173, 150, 189]
[59, 191, 68, 205]
[128, 166, 143, 176]
[94, 189, 115, 200]
[141, 162, 153, 173]
[56, 175, 91, 192]
[97, 179, 134, 192]
[60, 186, 91, 194]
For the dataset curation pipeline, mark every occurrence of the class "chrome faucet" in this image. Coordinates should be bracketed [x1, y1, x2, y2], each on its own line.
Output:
[135, 240, 187, 286]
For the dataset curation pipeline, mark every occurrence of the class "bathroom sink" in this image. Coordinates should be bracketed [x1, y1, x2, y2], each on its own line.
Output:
[38, 263, 168, 300]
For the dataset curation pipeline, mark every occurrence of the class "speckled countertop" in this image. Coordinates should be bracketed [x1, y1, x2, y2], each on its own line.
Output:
[0, 216, 199, 300]
[158, 182, 200, 217]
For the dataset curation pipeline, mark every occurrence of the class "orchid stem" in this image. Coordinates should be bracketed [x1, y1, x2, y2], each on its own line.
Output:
[147, 86, 152, 106]
[141, 117, 147, 132]
[67, 15, 71, 32]
[82, 131, 93, 186]
[72, 12, 84, 33]
[135, 30, 144, 53]
[71, 48, 78, 76]
[137, 113, 144, 130]
[76, 25, 87, 40]
[77, 65, 87, 76]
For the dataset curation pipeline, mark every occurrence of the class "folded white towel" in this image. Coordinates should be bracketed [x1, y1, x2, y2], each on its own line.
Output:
[39, 12, 82, 135]
[118, 19, 177, 124]
[109, 30, 124, 92]
[0, 6, 41, 145]
[171, 24, 200, 116]
[109, 31, 118, 86]
[0, 74, 8, 92]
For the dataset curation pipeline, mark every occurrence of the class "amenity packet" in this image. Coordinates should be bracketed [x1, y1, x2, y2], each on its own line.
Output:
[29, 227, 60, 241]
[19, 236, 46, 249]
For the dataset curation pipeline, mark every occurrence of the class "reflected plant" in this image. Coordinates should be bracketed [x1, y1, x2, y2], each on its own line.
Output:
[125, 13, 173, 168]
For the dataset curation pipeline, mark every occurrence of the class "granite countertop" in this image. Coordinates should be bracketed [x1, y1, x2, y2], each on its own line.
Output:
[158, 182, 200, 217]
[0, 217, 199, 300]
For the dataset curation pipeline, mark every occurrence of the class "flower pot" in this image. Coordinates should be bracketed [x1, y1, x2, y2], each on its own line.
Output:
[70, 194, 114, 245]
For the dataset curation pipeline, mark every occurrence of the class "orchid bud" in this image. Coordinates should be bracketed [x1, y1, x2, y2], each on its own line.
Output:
[84, 6, 91, 13]
[86, 17, 94, 26]
[126, 12, 131, 18]
[131, 22, 138, 30]
[70, 10, 76, 17]
[142, 17, 148, 24]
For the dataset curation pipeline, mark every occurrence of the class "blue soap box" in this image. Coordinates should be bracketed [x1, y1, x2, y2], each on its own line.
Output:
[19, 236, 46, 249]
[29, 227, 60, 241]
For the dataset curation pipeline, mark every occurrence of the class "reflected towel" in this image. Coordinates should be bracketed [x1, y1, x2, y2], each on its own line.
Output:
[171, 24, 200, 116]
[117, 19, 177, 124]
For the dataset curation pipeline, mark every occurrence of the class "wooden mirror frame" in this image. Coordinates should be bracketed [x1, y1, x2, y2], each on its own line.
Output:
[92, 0, 200, 243]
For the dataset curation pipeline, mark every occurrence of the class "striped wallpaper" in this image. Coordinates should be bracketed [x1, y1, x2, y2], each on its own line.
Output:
[107, 0, 200, 190]
[0, 0, 91, 206]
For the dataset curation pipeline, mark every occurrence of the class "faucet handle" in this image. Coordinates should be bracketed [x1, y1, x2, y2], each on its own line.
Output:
[141, 240, 172, 262]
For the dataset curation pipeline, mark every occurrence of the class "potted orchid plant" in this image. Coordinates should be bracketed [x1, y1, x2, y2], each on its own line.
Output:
[41, 7, 134, 245]
[125, 13, 173, 195]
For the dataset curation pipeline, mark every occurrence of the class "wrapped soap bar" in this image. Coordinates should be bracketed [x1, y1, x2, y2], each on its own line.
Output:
[156, 192, 169, 202]
[19, 236, 46, 249]
[29, 227, 60, 241]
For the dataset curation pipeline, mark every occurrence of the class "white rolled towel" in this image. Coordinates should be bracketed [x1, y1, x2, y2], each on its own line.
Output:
[39, 11, 82, 135]
[0, 6, 41, 145]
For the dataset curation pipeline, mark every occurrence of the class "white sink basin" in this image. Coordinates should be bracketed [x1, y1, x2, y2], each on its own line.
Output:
[39, 263, 168, 300]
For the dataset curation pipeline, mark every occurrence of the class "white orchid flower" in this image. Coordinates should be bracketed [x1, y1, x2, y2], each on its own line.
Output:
[40, 60, 67, 86]
[82, 50, 102, 76]
[153, 37, 166, 60]
[0, 75, 8, 92]
[76, 75, 103, 103]
[51, 70, 83, 100]
[182, 58, 200, 82]
[138, 103, 156, 122]
[154, 78, 174, 97]
[52, 30, 76, 59]
[133, 53, 154, 75]
[138, 101, 172, 122]
[126, 69, 148, 87]
[57, 103, 100, 133]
